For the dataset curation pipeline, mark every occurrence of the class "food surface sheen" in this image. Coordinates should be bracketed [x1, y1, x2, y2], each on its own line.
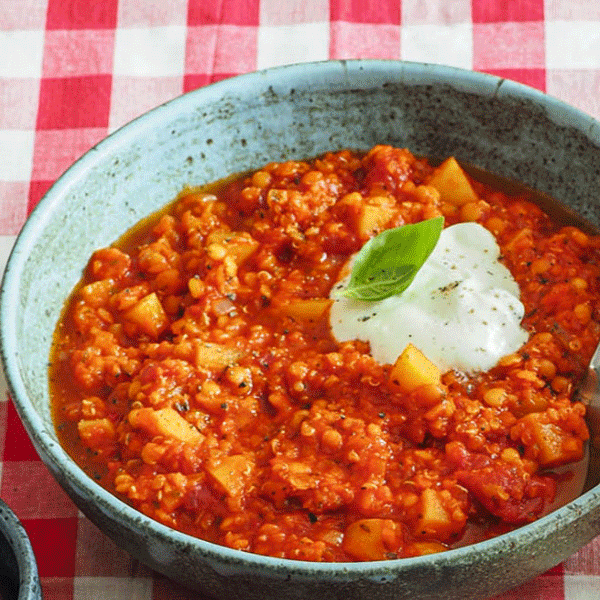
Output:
[331, 222, 529, 373]
[50, 146, 597, 562]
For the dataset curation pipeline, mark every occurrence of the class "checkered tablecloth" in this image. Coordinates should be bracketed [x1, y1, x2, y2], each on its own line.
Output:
[2, 1, 600, 598]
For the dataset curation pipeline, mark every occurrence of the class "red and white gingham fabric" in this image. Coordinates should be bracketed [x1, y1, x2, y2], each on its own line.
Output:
[2, 1, 600, 598]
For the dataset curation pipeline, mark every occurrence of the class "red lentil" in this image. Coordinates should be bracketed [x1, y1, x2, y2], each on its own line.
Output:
[50, 146, 597, 562]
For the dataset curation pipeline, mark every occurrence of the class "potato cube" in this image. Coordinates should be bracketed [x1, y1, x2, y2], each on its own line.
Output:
[206, 230, 259, 265]
[343, 519, 397, 561]
[279, 298, 332, 322]
[128, 407, 203, 444]
[77, 418, 116, 449]
[428, 157, 478, 206]
[389, 344, 441, 393]
[208, 454, 254, 497]
[356, 201, 396, 240]
[122, 292, 168, 339]
[79, 279, 113, 308]
[193, 341, 244, 370]
[410, 541, 447, 556]
[415, 488, 452, 538]
[516, 414, 584, 467]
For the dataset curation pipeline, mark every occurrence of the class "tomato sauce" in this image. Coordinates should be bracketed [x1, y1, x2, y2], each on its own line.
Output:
[50, 146, 597, 561]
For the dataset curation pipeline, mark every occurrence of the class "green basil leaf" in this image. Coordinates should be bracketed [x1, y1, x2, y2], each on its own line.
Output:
[341, 216, 444, 302]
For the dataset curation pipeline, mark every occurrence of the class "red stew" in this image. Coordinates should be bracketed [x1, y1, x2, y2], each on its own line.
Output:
[50, 146, 596, 561]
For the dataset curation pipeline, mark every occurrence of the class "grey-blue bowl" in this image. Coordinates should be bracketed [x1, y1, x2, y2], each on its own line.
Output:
[2, 60, 600, 600]
[0, 499, 42, 600]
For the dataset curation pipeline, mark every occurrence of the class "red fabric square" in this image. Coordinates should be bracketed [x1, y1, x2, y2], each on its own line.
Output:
[546, 564, 564, 576]
[37, 76, 112, 130]
[45, 0, 118, 30]
[0, 401, 7, 452]
[1, 461, 78, 520]
[330, 22, 401, 60]
[330, 0, 401, 24]
[3, 399, 39, 461]
[22, 518, 78, 578]
[188, 0, 260, 26]
[482, 68, 546, 92]
[471, 0, 544, 23]
[28, 180, 54, 215]
[183, 73, 234, 93]
[152, 574, 202, 599]
[492, 571, 565, 600]
[38, 577, 74, 600]
[183, 74, 211, 93]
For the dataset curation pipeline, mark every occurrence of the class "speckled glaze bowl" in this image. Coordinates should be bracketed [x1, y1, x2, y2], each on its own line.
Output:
[0, 499, 42, 600]
[2, 60, 600, 600]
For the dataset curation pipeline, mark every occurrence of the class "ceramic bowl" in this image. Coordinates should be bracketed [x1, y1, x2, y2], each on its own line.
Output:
[2, 60, 600, 600]
[0, 499, 42, 600]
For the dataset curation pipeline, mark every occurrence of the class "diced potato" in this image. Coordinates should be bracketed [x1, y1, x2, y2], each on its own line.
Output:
[428, 157, 478, 206]
[79, 279, 113, 308]
[356, 201, 396, 240]
[128, 407, 203, 444]
[343, 519, 396, 561]
[389, 344, 441, 394]
[206, 230, 259, 265]
[78, 418, 116, 449]
[122, 292, 168, 339]
[193, 341, 244, 370]
[516, 414, 583, 467]
[279, 298, 332, 322]
[207, 454, 254, 497]
[415, 488, 452, 538]
[410, 541, 448, 556]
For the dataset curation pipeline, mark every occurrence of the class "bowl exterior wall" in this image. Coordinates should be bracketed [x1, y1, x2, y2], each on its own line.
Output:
[3, 60, 600, 600]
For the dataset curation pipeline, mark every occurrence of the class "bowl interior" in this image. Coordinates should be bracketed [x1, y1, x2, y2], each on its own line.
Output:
[3, 60, 600, 599]
[7, 60, 600, 453]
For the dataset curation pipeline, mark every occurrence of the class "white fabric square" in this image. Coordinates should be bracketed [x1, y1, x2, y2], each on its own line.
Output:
[113, 26, 187, 77]
[546, 0, 600, 20]
[109, 75, 182, 132]
[259, 0, 329, 26]
[401, 23, 473, 69]
[402, 0, 472, 26]
[73, 576, 153, 600]
[117, 0, 189, 27]
[257, 22, 330, 70]
[0, 30, 44, 78]
[0, 235, 16, 281]
[0, 130, 34, 181]
[563, 574, 600, 599]
[546, 21, 600, 69]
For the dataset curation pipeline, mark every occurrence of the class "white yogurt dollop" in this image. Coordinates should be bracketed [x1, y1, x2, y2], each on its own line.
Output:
[329, 222, 529, 373]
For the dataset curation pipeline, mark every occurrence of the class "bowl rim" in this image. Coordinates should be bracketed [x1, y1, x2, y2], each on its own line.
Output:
[1, 58, 600, 579]
[0, 498, 41, 600]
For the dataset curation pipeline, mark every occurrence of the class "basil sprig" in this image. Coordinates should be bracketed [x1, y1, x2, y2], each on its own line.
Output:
[341, 216, 444, 302]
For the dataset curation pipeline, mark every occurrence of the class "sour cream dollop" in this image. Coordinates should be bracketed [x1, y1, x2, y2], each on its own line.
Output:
[330, 222, 529, 373]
